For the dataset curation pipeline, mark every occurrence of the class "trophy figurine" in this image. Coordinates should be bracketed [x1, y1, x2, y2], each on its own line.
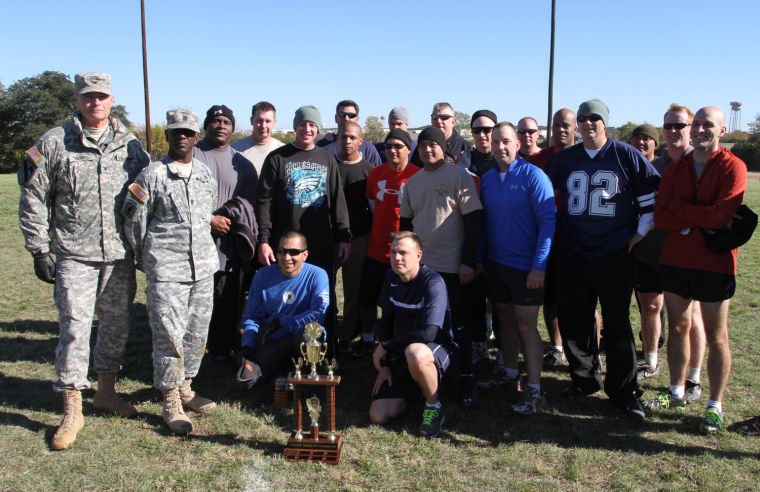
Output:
[306, 395, 321, 437]
[291, 357, 303, 379]
[300, 322, 327, 379]
[326, 358, 337, 380]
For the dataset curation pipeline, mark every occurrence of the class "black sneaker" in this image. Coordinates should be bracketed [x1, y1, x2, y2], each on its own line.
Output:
[614, 395, 646, 422]
[636, 363, 660, 381]
[684, 379, 703, 402]
[643, 391, 686, 410]
[460, 375, 478, 408]
[543, 348, 566, 368]
[561, 384, 588, 399]
[419, 406, 445, 438]
[350, 340, 377, 358]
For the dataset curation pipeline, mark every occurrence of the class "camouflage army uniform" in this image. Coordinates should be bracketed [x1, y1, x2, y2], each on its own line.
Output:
[18, 111, 149, 391]
[122, 156, 219, 389]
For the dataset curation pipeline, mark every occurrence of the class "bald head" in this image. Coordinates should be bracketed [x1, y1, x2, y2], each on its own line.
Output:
[552, 108, 577, 149]
[691, 106, 727, 158]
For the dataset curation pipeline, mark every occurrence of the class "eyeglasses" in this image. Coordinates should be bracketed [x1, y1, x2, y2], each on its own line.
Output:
[663, 122, 690, 131]
[431, 114, 454, 121]
[517, 129, 538, 135]
[337, 111, 358, 119]
[471, 127, 493, 135]
[384, 142, 407, 150]
[277, 247, 306, 256]
[577, 114, 602, 123]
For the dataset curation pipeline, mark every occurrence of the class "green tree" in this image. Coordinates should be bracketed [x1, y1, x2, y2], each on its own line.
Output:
[111, 104, 133, 130]
[134, 124, 168, 161]
[0, 71, 77, 172]
[364, 116, 386, 143]
[455, 111, 471, 132]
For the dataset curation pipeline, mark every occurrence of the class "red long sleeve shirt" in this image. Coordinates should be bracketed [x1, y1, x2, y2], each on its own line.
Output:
[654, 146, 747, 275]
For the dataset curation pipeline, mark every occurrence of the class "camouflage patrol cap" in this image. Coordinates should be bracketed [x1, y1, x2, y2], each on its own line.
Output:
[166, 109, 200, 133]
[75, 72, 112, 96]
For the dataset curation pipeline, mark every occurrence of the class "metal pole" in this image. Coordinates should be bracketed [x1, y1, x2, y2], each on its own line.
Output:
[141, 0, 152, 155]
[546, 0, 556, 146]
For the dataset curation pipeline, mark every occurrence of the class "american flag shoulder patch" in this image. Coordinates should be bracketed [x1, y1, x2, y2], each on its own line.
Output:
[128, 182, 148, 202]
[26, 146, 42, 163]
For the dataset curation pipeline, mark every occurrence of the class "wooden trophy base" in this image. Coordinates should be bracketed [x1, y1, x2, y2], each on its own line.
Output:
[283, 433, 343, 464]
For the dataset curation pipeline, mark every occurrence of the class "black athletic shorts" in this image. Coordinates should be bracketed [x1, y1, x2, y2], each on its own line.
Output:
[486, 260, 544, 306]
[660, 264, 735, 302]
[634, 258, 662, 294]
[371, 342, 453, 402]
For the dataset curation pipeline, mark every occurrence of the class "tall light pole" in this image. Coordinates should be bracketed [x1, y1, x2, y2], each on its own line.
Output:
[546, 0, 556, 146]
[141, 0, 152, 155]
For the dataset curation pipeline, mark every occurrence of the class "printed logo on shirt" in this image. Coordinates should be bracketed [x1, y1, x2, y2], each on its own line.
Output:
[434, 184, 449, 196]
[320, 289, 329, 306]
[282, 291, 296, 304]
[375, 180, 405, 204]
[285, 160, 327, 208]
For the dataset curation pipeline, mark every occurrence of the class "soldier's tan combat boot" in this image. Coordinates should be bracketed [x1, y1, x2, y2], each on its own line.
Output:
[51, 390, 84, 450]
[93, 371, 137, 418]
[162, 388, 193, 434]
[179, 378, 216, 413]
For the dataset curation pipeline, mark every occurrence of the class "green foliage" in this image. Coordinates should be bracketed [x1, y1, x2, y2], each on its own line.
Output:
[730, 142, 760, 171]
[273, 131, 295, 144]
[134, 124, 168, 161]
[724, 131, 750, 143]
[455, 111, 471, 131]
[0, 71, 76, 173]
[111, 104, 133, 130]
[363, 115, 386, 143]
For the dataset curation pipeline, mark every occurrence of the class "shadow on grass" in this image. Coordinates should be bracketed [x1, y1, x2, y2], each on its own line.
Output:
[0, 320, 58, 336]
[0, 333, 57, 363]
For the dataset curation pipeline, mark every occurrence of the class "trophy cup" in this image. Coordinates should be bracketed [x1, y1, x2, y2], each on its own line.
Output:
[300, 322, 327, 379]
[284, 322, 343, 464]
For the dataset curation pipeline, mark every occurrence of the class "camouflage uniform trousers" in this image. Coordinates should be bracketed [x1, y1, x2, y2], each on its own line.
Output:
[53, 257, 136, 391]
[146, 275, 214, 390]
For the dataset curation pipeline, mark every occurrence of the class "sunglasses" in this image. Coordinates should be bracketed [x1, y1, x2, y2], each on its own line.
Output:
[384, 142, 407, 150]
[517, 129, 539, 135]
[337, 111, 358, 119]
[578, 114, 602, 123]
[277, 247, 306, 256]
[471, 127, 493, 135]
[431, 114, 454, 121]
[663, 122, 690, 131]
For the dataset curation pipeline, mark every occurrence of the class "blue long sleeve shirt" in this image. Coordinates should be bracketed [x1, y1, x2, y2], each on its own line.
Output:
[478, 158, 556, 271]
[241, 262, 329, 349]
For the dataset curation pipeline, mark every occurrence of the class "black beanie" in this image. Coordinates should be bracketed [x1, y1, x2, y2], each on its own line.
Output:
[385, 128, 412, 149]
[204, 105, 235, 130]
[471, 109, 498, 126]
[417, 126, 446, 149]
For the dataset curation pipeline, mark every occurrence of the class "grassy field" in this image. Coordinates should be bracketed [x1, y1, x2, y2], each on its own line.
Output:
[1, 173, 759, 491]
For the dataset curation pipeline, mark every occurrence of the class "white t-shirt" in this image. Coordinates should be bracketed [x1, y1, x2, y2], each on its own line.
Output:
[231, 136, 285, 176]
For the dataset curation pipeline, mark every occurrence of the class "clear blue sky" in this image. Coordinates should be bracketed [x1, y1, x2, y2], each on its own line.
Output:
[3, 0, 758, 131]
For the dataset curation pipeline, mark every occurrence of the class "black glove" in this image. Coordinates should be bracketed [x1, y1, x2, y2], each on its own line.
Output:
[33, 252, 55, 284]
[236, 358, 263, 389]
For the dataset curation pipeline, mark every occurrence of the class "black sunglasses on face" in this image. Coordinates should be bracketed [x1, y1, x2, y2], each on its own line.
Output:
[277, 247, 306, 256]
[578, 114, 602, 123]
[431, 114, 454, 121]
[384, 142, 407, 150]
[663, 122, 690, 131]
[517, 129, 538, 135]
[337, 111, 358, 118]
[471, 127, 493, 135]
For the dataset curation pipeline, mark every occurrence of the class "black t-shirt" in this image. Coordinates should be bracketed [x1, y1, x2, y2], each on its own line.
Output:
[337, 158, 373, 237]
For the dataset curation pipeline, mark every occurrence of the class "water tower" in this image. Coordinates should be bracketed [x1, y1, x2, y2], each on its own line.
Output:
[729, 101, 742, 133]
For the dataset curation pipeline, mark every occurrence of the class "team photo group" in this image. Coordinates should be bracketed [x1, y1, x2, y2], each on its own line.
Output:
[17, 71, 753, 451]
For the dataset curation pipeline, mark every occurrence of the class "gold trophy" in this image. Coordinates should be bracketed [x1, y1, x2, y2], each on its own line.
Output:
[284, 322, 343, 464]
[300, 322, 327, 379]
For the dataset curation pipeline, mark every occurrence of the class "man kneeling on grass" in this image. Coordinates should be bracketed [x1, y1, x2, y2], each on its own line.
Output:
[370, 231, 458, 438]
